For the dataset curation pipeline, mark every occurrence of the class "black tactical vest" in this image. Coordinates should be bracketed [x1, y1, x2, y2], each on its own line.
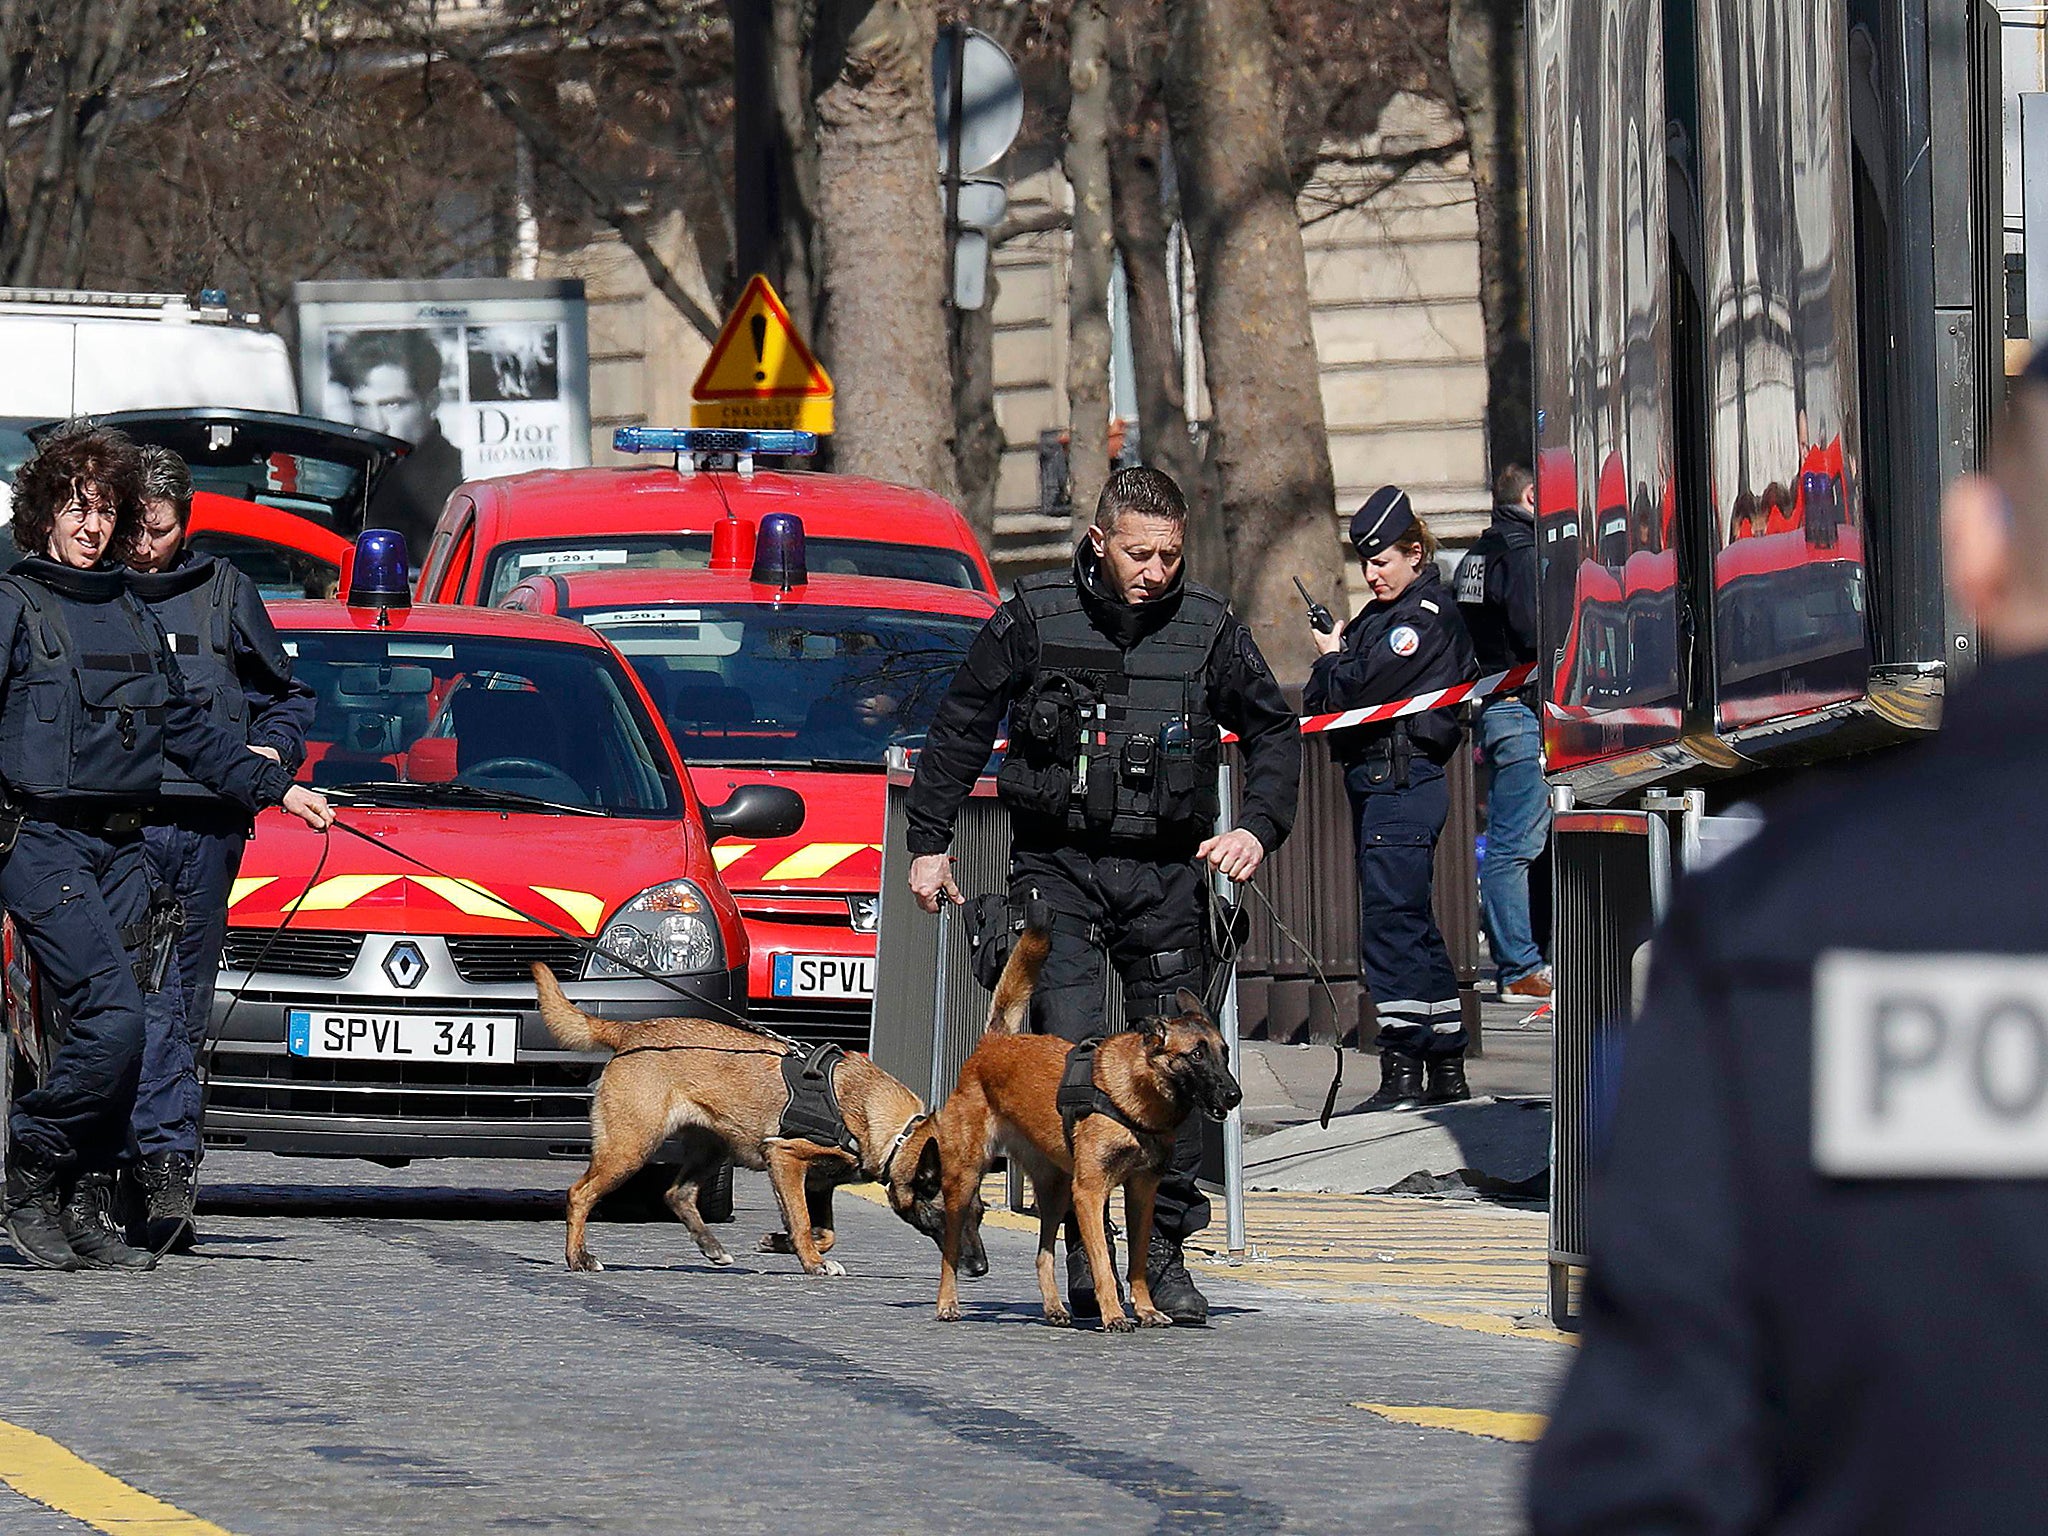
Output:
[997, 572, 1227, 843]
[129, 558, 247, 796]
[0, 561, 172, 802]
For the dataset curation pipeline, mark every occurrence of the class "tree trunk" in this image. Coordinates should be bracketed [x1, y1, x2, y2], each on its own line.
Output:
[951, 265, 1005, 548]
[813, 0, 958, 498]
[1448, 0, 1531, 476]
[1064, 0, 1115, 534]
[1163, 0, 1340, 681]
[1108, 7, 1220, 584]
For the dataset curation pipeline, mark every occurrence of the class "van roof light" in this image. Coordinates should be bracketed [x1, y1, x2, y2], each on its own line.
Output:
[611, 426, 817, 476]
[348, 529, 412, 623]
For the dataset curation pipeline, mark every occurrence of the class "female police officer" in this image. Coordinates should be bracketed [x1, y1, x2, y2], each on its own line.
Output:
[1303, 486, 1478, 1111]
[0, 424, 331, 1271]
[126, 446, 315, 1251]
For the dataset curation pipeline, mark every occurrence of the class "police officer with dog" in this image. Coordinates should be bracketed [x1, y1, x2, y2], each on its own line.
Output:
[125, 446, 315, 1252]
[1304, 486, 1479, 1111]
[0, 424, 332, 1272]
[1527, 359, 2048, 1533]
[905, 466, 1300, 1325]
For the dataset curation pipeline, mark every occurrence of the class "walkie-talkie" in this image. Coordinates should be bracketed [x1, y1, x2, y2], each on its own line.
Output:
[1293, 576, 1336, 634]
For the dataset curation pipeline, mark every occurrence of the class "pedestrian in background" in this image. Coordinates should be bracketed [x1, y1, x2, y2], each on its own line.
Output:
[0, 424, 331, 1273]
[1528, 356, 2048, 1532]
[126, 448, 315, 1251]
[1455, 464, 1552, 1000]
[1304, 487, 1478, 1111]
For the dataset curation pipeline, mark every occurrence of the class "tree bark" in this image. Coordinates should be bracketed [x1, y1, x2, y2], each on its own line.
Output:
[1063, 0, 1115, 534]
[813, 0, 957, 498]
[1163, 0, 1340, 681]
[1448, 0, 1531, 476]
[1108, 4, 1219, 583]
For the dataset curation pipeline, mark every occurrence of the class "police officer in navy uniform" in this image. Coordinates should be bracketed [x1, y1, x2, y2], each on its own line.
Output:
[125, 448, 315, 1251]
[0, 425, 333, 1272]
[1454, 465, 1553, 1000]
[905, 467, 1300, 1324]
[1527, 366, 2048, 1534]
[1304, 486, 1479, 1110]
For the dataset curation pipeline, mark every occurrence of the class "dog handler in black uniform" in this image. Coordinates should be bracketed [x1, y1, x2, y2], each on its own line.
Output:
[0, 425, 333, 1272]
[1304, 486, 1478, 1111]
[1525, 358, 2048, 1535]
[905, 467, 1300, 1324]
[126, 447, 315, 1250]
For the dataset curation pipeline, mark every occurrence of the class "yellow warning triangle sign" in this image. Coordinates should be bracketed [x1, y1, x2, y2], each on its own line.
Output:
[691, 275, 834, 434]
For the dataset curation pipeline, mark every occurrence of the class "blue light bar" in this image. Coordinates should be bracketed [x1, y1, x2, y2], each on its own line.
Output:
[612, 427, 818, 457]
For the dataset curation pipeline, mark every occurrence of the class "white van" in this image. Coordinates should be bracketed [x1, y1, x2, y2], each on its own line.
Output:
[0, 288, 297, 419]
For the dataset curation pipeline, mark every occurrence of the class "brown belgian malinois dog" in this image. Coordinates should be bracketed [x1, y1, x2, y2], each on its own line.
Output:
[533, 963, 927, 1277]
[883, 930, 1243, 1331]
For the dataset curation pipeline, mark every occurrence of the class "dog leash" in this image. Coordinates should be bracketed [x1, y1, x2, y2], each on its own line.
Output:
[1238, 880, 1347, 1129]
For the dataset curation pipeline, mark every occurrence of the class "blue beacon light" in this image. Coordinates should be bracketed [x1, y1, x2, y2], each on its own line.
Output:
[348, 529, 412, 624]
[751, 513, 807, 591]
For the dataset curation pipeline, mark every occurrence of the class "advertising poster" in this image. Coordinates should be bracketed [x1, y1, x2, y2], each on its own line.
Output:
[293, 279, 590, 559]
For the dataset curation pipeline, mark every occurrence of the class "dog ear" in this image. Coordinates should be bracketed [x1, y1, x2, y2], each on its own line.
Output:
[912, 1136, 943, 1199]
[1174, 987, 1209, 1021]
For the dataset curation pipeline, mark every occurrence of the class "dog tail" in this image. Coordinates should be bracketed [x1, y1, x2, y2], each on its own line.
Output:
[984, 927, 1050, 1035]
[532, 962, 627, 1052]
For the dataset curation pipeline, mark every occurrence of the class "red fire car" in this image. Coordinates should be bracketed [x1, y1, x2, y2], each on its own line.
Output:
[417, 427, 997, 606]
[502, 511, 994, 1046]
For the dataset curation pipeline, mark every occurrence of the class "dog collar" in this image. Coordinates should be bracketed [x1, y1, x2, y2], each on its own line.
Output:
[875, 1111, 929, 1184]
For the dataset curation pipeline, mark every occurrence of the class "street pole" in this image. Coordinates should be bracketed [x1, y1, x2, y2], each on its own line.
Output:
[1214, 762, 1246, 1258]
[729, 0, 775, 290]
[943, 24, 966, 307]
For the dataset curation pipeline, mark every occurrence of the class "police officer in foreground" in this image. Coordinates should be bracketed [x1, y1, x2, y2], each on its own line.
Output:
[1527, 362, 2048, 1534]
[905, 467, 1300, 1325]
[0, 424, 333, 1272]
[1454, 465, 1552, 1000]
[1303, 487, 1478, 1110]
[126, 448, 315, 1251]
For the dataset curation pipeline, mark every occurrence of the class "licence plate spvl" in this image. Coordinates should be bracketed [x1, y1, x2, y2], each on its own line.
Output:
[287, 1010, 518, 1065]
[1814, 951, 2048, 1176]
[771, 953, 875, 1001]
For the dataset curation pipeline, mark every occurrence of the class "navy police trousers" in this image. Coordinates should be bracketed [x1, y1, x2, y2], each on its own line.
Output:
[136, 810, 247, 1158]
[1346, 757, 1465, 1056]
[4, 820, 152, 1171]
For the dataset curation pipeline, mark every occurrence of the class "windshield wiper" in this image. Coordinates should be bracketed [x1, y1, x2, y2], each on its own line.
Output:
[801, 757, 885, 771]
[322, 782, 608, 817]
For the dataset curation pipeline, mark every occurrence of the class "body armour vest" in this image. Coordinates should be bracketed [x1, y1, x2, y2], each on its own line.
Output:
[997, 573, 1228, 843]
[0, 561, 172, 802]
[129, 559, 247, 797]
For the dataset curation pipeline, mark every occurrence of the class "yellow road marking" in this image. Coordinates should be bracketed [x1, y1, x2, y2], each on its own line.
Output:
[281, 873, 399, 913]
[1353, 1403, 1548, 1443]
[225, 876, 274, 910]
[412, 876, 527, 922]
[530, 885, 604, 934]
[0, 1416, 235, 1534]
[713, 843, 754, 871]
[761, 842, 876, 882]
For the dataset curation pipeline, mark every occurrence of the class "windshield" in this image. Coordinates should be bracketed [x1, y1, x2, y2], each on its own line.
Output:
[287, 632, 682, 815]
[585, 603, 981, 768]
[483, 534, 983, 603]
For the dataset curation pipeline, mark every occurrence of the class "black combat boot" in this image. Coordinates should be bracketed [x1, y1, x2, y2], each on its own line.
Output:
[1360, 1049, 1426, 1111]
[1065, 1211, 1121, 1320]
[3, 1145, 80, 1270]
[1145, 1230, 1210, 1326]
[60, 1172, 157, 1271]
[1425, 1053, 1472, 1106]
[131, 1152, 197, 1253]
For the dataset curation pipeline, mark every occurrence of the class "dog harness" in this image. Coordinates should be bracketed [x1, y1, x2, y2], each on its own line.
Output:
[778, 1042, 861, 1159]
[1056, 1038, 1162, 1150]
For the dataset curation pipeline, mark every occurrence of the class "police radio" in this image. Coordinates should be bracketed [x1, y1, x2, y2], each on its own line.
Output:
[1293, 576, 1336, 634]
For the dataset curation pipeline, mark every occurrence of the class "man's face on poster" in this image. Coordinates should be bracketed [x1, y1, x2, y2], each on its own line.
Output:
[348, 363, 435, 443]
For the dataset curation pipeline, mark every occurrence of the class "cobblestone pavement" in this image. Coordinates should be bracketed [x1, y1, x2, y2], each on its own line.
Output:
[0, 1154, 1568, 1535]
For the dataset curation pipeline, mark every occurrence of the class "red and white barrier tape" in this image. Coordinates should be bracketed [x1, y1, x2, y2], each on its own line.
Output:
[1295, 663, 1536, 736]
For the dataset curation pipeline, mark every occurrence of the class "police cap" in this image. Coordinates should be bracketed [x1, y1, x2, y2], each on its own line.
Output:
[1350, 487, 1415, 557]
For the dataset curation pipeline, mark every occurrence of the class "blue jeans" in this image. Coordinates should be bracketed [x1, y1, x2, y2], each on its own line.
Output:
[1477, 700, 1550, 983]
[136, 813, 247, 1158]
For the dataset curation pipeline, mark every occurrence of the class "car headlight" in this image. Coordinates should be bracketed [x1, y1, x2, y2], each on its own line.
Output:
[588, 879, 722, 978]
[847, 895, 880, 933]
